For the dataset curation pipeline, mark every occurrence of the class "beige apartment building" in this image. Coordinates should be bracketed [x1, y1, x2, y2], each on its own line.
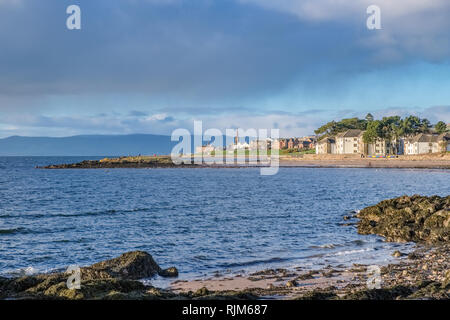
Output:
[316, 130, 449, 155]
[404, 133, 450, 155]
[335, 129, 364, 154]
[316, 137, 336, 154]
[317, 129, 388, 156]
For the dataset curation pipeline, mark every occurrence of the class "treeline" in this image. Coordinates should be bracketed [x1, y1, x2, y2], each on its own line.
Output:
[315, 114, 448, 144]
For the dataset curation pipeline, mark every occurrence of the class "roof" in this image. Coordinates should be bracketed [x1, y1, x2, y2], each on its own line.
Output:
[409, 133, 450, 143]
[318, 137, 335, 144]
[336, 129, 363, 138]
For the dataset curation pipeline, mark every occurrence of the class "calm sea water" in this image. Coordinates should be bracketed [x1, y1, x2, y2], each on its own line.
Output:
[0, 157, 448, 283]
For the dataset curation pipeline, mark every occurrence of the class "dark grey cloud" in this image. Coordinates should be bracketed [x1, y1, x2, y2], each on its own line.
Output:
[0, 0, 425, 108]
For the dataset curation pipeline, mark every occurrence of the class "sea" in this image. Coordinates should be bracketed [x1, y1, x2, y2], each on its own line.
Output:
[0, 156, 448, 285]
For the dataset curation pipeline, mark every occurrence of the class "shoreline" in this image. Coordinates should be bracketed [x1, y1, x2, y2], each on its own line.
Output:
[1, 244, 448, 300]
[37, 155, 450, 170]
[169, 243, 449, 299]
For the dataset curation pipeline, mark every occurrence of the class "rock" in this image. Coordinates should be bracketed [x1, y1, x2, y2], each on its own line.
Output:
[0, 251, 182, 300]
[286, 280, 297, 287]
[296, 271, 316, 280]
[159, 267, 179, 278]
[84, 251, 162, 280]
[357, 195, 450, 244]
[407, 252, 420, 260]
[392, 250, 405, 257]
[194, 287, 210, 297]
[343, 216, 351, 220]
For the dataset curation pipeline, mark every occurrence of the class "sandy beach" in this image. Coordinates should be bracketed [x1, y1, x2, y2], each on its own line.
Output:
[169, 243, 449, 300]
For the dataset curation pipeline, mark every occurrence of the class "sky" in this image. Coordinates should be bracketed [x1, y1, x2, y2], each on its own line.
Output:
[0, 0, 450, 138]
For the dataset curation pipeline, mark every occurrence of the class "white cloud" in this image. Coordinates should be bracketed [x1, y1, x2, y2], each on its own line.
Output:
[239, 0, 450, 61]
[238, 0, 449, 21]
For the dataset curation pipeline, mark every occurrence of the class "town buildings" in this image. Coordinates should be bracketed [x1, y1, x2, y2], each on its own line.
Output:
[404, 133, 450, 155]
[316, 130, 450, 155]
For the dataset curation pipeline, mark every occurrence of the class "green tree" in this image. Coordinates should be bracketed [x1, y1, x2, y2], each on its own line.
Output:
[420, 118, 431, 133]
[363, 120, 381, 144]
[314, 117, 368, 138]
[378, 116, 402, 154]
[365, 113, 374, 122]
[435, 121, 447, 134]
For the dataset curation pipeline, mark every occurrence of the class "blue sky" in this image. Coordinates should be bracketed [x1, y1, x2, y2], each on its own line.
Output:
[0, 0, 449, 137]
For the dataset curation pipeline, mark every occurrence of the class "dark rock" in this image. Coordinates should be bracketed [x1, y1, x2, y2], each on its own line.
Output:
[84, 251, 162, 280]
[285, 280, 297, 287]
[159, 267, 179, 278]
[357, 195, 450, 244]
[0, 251, 182, 300]
[392, 250, 405, 257]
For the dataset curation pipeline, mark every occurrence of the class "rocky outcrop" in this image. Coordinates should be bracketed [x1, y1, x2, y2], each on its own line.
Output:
[357, 195, 450, 243]
[82, 251, 178, 280]
[0, 251, 179, 300]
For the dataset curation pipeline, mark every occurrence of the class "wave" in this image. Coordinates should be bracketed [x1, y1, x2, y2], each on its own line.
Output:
[217, 257, 290, 268]
[5, 266, 39, 277]
[310, 239, 366, 250]
[0, 207, 151, 219]
[310, 243, 338, 249]
[332, 248, 373, 256]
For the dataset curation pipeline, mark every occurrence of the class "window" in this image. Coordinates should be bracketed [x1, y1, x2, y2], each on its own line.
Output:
[354, 144, 357, 147]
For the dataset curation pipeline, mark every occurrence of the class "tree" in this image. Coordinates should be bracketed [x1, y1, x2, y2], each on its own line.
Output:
[363, 120, 381, 144]
[314, 118, 367, 138]
[378, 116, 401, 154]
[419, 118, 431, 133]
[365, 113, 374, 122]
[435, 121, 447, 134]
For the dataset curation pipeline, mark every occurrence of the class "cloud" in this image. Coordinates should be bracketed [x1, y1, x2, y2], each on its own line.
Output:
[0, 0, 449, 138]
[240, 0, 450, 61]
[238, 0, 449, 21]
[0, 109, 326, 138]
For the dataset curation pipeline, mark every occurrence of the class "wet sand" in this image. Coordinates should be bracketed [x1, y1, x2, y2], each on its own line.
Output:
[170, 244, 450, 299]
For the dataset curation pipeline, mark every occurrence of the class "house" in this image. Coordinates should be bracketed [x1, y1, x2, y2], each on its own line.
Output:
[335, 129, 364, 154]
[287, 138, 295, 149]
[249, 139, 268, 151]
[365, 138, 389, 156]
[195, 144, 215, 155]
[279, 139, 288, 149]
[317, 129, 388, 155]
[404, 133, 450, 154]
[316, 137, 336, 154]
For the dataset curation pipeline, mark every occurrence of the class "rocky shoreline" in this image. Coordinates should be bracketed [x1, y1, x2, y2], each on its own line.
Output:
[1, 195, 449, 300]
[357, 195, 450, 243]
[37, 155, 450, 169]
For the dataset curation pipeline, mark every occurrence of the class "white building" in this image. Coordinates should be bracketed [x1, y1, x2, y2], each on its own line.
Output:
[404, 133, 450, 155]
[316, 137, 336, 154]
[335, 129, 364, 154]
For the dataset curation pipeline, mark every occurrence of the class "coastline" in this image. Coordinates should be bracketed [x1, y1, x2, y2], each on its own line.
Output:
[169, 243, 449, 300]
[37, 153, 450, 169]
[1, 244, 448, 300]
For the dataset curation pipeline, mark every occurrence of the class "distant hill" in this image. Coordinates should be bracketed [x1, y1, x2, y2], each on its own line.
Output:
[0, 134, 176, 156]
